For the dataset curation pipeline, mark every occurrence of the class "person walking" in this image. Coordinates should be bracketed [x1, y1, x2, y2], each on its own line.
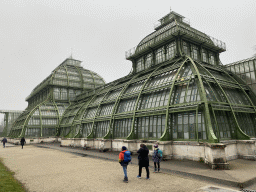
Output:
[152, 144, 162, 173]
[137, 144, 150, 180]
[119, 146, 131, 183]
[1, 137, 7, 148]
[20, 137, 26, 149]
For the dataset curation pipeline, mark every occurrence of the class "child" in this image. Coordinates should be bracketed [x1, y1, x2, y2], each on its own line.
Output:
[152, 144, 162, 172]
[119, 146, 130, 182]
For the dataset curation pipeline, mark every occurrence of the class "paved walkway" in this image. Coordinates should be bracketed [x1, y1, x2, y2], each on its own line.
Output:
[37, 142, 256, 189]
[0, 142, 255, 191]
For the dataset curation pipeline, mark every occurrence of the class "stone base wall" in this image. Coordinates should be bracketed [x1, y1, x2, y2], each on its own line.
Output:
[7, 137, 59, 145]
[221, 140, 256, 161]
[61, 139, 256, 169]
[6, 136, 256, 169]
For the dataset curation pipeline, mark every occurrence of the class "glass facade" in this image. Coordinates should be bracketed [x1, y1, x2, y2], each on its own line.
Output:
[8, 10, 256, 144]
[56, 11, 256, 143]
[9, 58, 105, 138]
[225, 56, 256, 95]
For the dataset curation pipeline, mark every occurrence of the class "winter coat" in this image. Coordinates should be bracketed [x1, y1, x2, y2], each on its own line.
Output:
[20, 138, 26, 145]
[152, 148, 162, 163]
[2, 138, 7, 143]
[137, 146, 149, 167]
[119, 150, 128, 166]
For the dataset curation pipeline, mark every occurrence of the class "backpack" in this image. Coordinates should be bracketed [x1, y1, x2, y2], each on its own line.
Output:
[124, 151, 132, 163]
[157, 149, 163, 158]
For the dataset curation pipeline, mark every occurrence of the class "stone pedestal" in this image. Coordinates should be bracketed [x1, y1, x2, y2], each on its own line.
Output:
[112, 139, 124, 151]
[99, 139, 112, 151]
[172, 141, 205, 161]
[60, 138, 72, 147]
[205, 143, 229, 169]
[73, 138, 82, 147]
[237, 140, 256, 160]
[157, 141, 173, 160]
[123, 140, 138, 153]
[84, 138, 95, 148]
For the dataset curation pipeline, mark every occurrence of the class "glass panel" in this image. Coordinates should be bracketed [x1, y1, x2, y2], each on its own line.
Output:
[137, 115, 165, 139]
[95, 121, 109, 138]
[113, 118, 132, 138]
[136, 57, 144, 72]
[117, 98, 136, 113]
[84, 108, 97, 119]
[105, 89, 122, 100]
[155, 47, 165, 64]
[145, 53, 153, 69]
[235, 112, 255, 137]
[166, 41, 176, 60]
[223, 88, 250, 105]
[125, 80, 144, 94]
[139, 88, 170, 109]
[182, 41, 190, 56]
[82, 123, 93, 137]
[99, 103, 114, 116]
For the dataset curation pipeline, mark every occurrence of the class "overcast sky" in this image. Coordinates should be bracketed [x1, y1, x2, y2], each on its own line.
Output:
[0, 0, 256, 122]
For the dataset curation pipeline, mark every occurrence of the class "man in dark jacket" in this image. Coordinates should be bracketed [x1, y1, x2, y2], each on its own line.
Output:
[137, 144, 150, 179]
[20, 137, 26, 149]
[1, 137, 7, 148]
[119, 146, 129, 182]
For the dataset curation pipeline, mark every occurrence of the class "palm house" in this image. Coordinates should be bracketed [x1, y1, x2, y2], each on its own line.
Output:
[5, 9, 256, 168]
[56, 11, 256, 144]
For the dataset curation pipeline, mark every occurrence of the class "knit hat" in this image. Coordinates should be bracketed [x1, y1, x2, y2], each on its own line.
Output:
[122, 146, 127, 150]
[154, 144, 158, 148]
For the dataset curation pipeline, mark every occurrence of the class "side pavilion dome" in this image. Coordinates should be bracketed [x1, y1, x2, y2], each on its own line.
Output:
[9, 57, 105, 138]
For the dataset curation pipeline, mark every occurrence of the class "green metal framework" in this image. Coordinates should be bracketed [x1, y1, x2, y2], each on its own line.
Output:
[0, 110, 23, 137]
[7, 10, 256, 143]
[57, 11, 256, 143]
[9, 58, 105, 138]
[225, 56, 256, 95]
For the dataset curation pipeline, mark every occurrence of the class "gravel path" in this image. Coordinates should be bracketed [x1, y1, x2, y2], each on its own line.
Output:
[0, 145, 240, 192]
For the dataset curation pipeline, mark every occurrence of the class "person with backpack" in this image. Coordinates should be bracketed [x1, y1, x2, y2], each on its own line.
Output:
[137, 144, 150, 180]
[1, 137, 7, 148]
[152, 144, 162, 173]
[119, 146, 131, 183]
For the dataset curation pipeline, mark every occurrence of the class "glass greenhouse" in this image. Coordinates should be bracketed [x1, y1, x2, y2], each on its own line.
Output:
[7, 11, 256, 144]
[57, 11, 256, 143]
[0, 110, 23, 136]
[8, 58, 105, 138]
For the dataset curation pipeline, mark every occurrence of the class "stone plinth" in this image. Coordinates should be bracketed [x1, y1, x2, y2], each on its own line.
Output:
[205, 143, 229, 169]
[236, 140, 256, 160]
[172, 141, 205, 161]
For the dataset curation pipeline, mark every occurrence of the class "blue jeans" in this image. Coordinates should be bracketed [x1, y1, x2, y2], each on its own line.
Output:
[122, 165, 127, 178]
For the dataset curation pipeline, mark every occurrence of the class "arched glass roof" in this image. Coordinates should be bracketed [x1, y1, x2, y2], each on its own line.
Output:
[59, 56, 256, 142]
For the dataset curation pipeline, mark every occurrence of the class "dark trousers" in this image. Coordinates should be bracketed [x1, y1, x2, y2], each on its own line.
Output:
[3, 143, 5, 148]
[21, 144, 24, 149]
[139, 165, 149, 178]
[154, 162, 160, 169]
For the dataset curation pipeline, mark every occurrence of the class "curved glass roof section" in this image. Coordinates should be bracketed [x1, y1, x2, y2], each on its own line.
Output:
[26, 58, 105, 101]
[59, 56, 256, 142]
[9, 102, 69, 138]
[9, 57, 106, 138]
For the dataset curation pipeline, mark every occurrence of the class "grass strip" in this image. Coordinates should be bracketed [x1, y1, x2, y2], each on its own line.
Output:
[0, 158, 27, 192]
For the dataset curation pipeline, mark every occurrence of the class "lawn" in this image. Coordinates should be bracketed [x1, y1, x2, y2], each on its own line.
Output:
[0, 158, 27, 192]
